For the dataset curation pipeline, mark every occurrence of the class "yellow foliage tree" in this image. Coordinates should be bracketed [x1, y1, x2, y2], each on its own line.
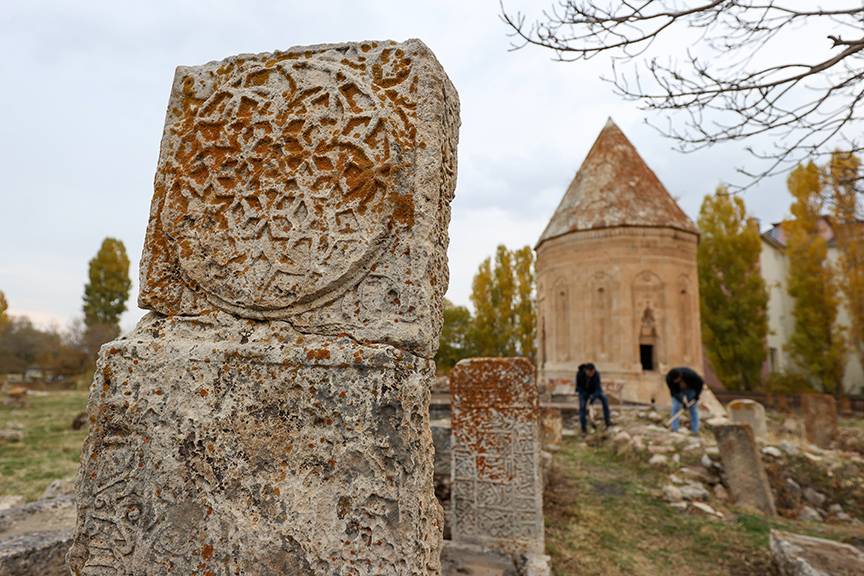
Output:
[82, 238, 131, 356]
[513, 246, 537, 361]
[697, 187, 769, 391]
[827, 151, 864, 386]
[469, 244, 536, 360]
[0, 290, 8, 328]
[785, 162, 846, 394]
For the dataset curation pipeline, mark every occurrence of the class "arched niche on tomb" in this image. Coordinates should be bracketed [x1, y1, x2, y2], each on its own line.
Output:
[552, 276, 571, 362]
[590, 272, 613, 361]
[633, 271, 665, 371]
[677, 274, 693, 362]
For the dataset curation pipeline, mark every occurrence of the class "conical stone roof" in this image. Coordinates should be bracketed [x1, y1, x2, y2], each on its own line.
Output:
[538, 119, 697, 247]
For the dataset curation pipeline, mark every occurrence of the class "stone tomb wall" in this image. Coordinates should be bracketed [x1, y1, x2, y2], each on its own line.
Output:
[449, 358, 544, 556]
[70, 39, 459, 576]
[536, 226, 701, 406]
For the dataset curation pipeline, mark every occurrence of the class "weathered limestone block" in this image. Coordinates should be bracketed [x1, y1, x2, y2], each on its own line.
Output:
[0, 496, 75, 576]
[70, 39, 458, 576]
[449, 358, 545, 559]
[138, 39, 457, 360]
[770, 530, 864, 576]
[540, 407, 562, 448]
[728, 399, 768, 440]
[713, 424, 776, 516]
[801, 394, 837, 449]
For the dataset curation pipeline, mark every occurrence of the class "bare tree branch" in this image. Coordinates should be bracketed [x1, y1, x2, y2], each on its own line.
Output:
[500, 0, 864, 189]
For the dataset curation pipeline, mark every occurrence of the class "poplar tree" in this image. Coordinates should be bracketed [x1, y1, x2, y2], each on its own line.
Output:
[513, 246, 537, 361]
[0, 290, 8, 327]
[82, 238, 132, 338]
[468, 244, 536, 359]
[785, 162, 846, 394]
[470, 255, 505, 357]
[697, 187, 769, 391]
[827, 151, 864, 386]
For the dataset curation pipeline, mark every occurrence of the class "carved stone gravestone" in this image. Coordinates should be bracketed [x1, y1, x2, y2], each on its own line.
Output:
[801, 394, 838, 449]
[713, 423, 777, 516]
[449, 358, 545, 560]
[68, 39, 459, 576]
[728, 399, 768, 440]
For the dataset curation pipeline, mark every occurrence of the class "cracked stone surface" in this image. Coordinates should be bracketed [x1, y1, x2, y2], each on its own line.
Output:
[70, 39, 458, 576]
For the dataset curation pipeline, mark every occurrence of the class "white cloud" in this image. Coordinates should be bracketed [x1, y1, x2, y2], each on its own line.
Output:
[0, 0, 801, 331]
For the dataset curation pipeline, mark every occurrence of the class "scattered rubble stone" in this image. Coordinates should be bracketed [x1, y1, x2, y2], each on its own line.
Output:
[679, 483, 710, 502]
[803, 488, 827, 508]
[0, 430, 23, 443]
[770, 530, 864, 575]
[663, 485, 683, 503]
[0, 497, 24, 512]
[798, 506, 823, 522]
[690, 502, 723, 518]
[0, 496, 75, 576]
[649, 454, 668, 467]
[40, 478, 76, 501]
[762, 446, 783, 459]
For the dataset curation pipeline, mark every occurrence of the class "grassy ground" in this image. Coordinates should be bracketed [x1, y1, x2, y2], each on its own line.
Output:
[0, 390, 88, 501]
[544, 437, 864, 576]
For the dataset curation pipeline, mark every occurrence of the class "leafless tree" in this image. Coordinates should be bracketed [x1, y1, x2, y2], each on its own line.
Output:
[501, 1, 864, 186]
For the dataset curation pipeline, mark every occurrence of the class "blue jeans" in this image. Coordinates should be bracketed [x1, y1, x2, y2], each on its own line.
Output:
[671, 389, 699, 433]
[579, 391, 611, 432]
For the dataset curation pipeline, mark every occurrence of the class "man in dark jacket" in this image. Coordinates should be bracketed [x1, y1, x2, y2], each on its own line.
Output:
[666, 367, 704, 434]
[576, 363, 612, 434]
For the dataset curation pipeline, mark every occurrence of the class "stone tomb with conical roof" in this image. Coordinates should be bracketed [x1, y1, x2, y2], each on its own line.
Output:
[535, 119, 701, 405]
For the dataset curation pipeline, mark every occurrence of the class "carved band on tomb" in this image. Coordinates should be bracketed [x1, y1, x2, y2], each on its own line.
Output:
[69, 39, 459, 576]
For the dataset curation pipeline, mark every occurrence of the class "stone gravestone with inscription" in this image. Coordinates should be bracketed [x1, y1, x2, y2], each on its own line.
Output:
[727, 399, 768, 440]
[713, 423, 777, 516]
[68, 40, 459, 576]
[801, 394, 838, 449]
[449, 358, 547, 570]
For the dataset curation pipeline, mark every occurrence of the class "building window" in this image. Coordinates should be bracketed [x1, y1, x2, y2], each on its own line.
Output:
[769, 347, 778, 373]
[640, 344, 655, 371]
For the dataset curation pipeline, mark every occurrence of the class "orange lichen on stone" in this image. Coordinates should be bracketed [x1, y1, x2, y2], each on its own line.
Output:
[450, 358, 538, 480]
[306, 348, 331, 361]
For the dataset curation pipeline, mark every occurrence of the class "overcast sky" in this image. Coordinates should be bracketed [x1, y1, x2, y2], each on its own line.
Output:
[1, 0, 805, 332]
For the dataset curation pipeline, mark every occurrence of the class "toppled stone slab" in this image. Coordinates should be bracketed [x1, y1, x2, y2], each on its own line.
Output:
[728, 399, 768, 440]
[802, 395, 837, 449]
[0, 496, 75, 576]
[450, 358, 545, 559]
[713, 424, 776, 515]
[70, 39, 459, 576]
[770, 530, 864, 576]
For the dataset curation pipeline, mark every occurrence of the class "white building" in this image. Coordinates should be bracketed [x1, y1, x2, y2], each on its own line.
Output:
[760, 218, 863, 394]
